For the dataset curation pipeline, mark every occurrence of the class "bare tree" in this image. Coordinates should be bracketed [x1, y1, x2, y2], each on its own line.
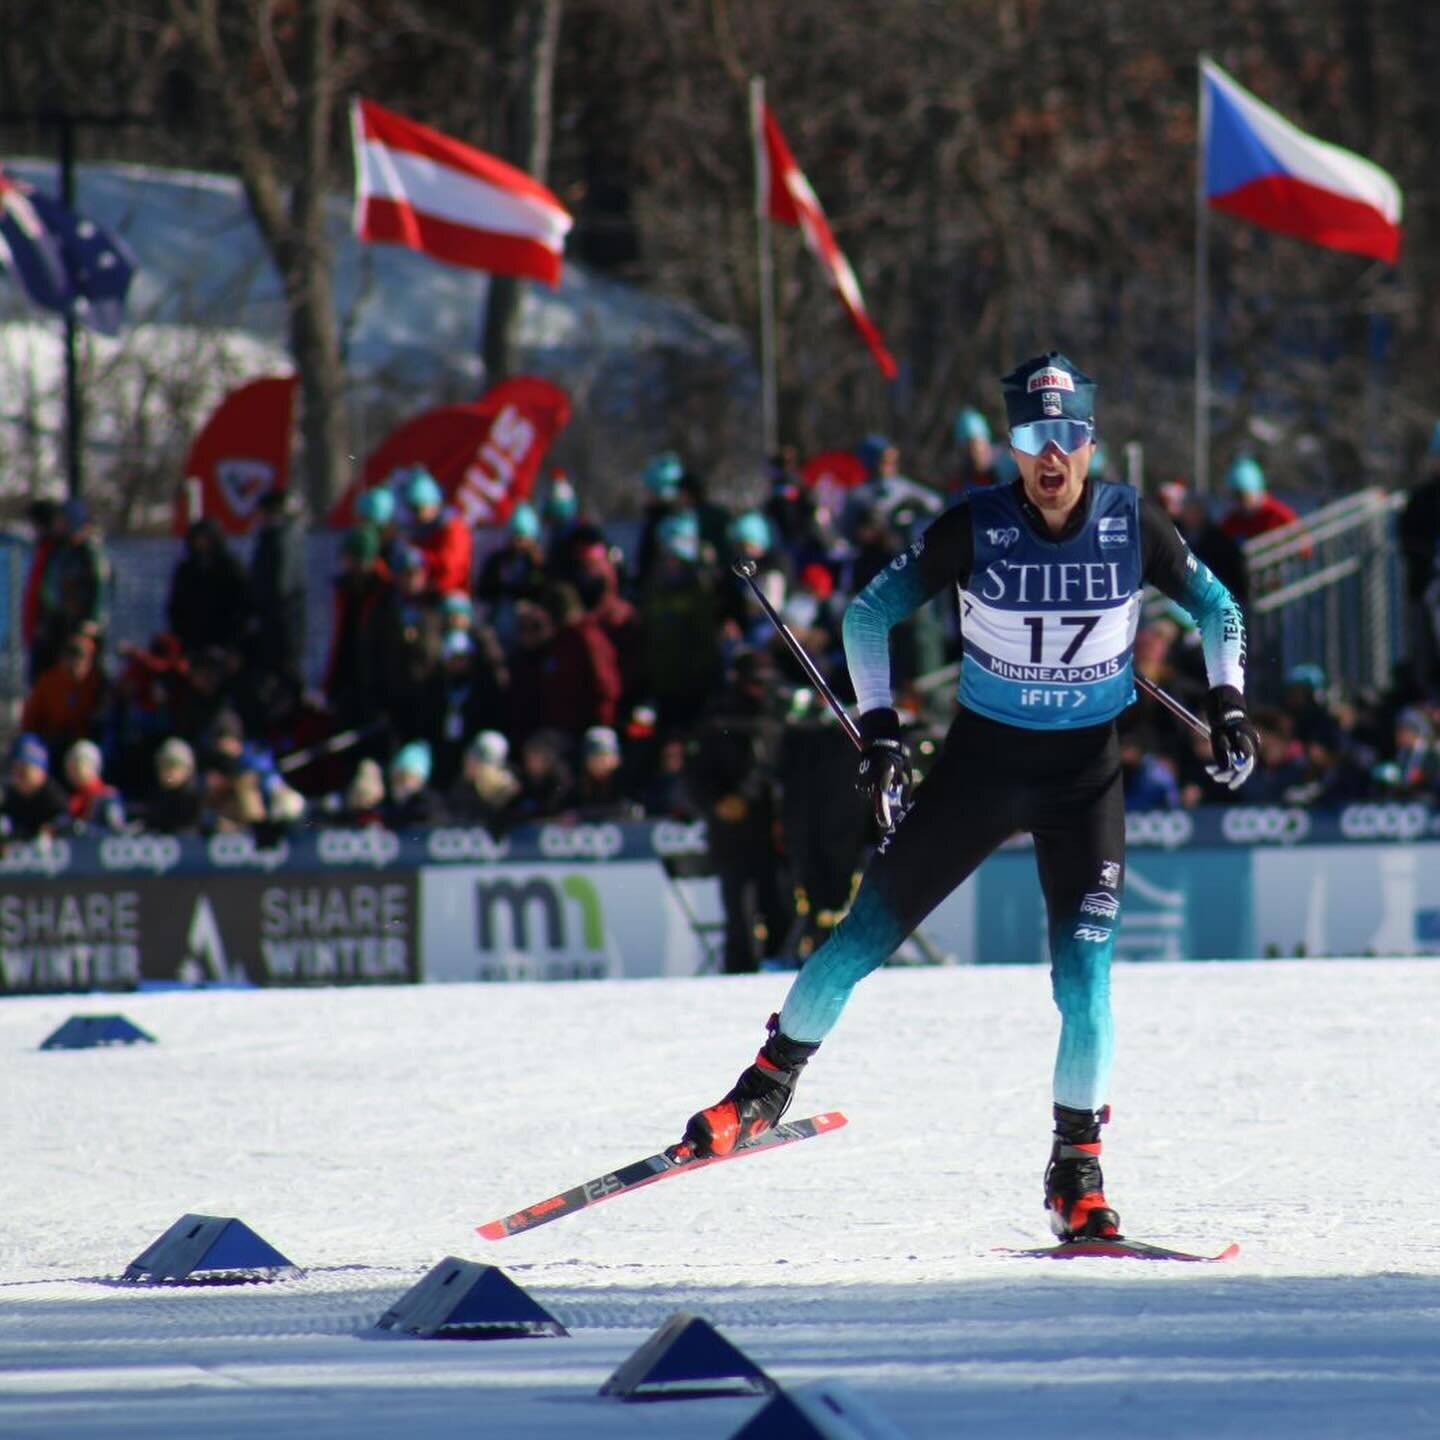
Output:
[481, 0, 564, 381]
[166, 0, 348, 516]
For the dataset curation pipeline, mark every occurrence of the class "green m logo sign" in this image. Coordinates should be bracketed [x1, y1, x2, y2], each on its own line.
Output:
[473, 875, 603, 953]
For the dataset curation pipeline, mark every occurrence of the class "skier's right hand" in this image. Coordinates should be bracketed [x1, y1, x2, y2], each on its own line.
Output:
[855, 707, 912, 831]
[1204, 685, 1259, 790]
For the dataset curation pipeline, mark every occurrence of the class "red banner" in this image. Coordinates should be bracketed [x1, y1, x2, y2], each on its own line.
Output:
[799, 448, 868, 525]
[328, 376, 571, 529]
[175, 376, 298, 535]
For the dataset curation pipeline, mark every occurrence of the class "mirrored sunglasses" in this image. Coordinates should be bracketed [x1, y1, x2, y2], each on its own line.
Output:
[1009, 419, 1094, 456]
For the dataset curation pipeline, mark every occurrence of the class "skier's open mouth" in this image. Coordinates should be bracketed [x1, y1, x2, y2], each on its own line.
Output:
[1037, 470, 1067, 495]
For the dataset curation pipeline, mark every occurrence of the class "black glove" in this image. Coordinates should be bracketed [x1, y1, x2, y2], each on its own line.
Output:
[1205, 686, 1259, 790]
[855, 707, 913, 830]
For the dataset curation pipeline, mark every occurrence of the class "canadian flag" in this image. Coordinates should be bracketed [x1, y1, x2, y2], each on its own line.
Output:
[755, 98, 897, 380]
[351, 98, 572, 286]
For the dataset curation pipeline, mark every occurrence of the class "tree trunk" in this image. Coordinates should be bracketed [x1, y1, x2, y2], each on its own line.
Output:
[482, 0, 563, 382]
[287, 0, 346, 516]
[174, 0, 347, 517]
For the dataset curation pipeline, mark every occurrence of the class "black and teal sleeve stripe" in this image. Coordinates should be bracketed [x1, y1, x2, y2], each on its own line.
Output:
[1139, 498, 1247, 693]
[842, 503, 972, 714]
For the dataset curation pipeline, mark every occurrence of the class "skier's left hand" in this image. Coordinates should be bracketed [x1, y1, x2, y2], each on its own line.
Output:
[856, 707, 913, 830]
[1205, 685, 1259, 790]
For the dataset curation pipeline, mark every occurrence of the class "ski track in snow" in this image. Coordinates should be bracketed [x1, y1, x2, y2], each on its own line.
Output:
[2, 961, 1438, 1438]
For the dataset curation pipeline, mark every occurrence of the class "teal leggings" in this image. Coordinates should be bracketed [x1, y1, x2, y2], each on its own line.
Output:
[778, 710, 1122, 1111]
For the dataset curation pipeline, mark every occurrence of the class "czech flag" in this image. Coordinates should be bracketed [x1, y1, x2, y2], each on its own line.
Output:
[1202, 59, 1402, 264]
[351, 98, 572, 286]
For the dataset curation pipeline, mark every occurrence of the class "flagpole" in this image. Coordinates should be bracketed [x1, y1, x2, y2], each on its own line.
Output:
[1194, 55, 1212, 496]
[57, 115, 84, 500]
[750, 75, 779, 455]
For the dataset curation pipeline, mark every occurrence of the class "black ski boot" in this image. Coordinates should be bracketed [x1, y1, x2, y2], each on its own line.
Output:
[1044, 1103, 1121, 1239]
[683, 1014, 820, 1158]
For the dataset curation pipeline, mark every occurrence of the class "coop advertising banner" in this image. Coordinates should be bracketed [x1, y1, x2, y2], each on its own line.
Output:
[419, 861, 704, 983]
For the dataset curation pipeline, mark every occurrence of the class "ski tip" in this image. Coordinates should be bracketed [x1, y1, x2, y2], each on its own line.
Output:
[1213, 1241, 1242, 1261]
[476, 1221, 508, 1242]
[813, 1110, 849, 1133]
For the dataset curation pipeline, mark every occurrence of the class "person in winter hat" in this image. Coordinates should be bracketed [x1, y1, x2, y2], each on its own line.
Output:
[675, 349, 1257, 1249]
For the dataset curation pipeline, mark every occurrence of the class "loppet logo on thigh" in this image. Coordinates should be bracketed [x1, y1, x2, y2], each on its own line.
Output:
[1080, 890, 1120, 920]
[1220, 807, 1310, 845]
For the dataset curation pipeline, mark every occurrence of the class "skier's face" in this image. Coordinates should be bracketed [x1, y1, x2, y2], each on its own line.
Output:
[1014, 439, 1092, 530]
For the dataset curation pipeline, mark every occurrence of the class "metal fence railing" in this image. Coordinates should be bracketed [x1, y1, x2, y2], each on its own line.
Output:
[0, 531, 346, 719]
[1242, 488, 1406, 703]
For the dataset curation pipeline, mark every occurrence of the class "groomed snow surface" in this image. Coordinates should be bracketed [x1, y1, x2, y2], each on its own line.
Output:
[4, 959, 1437, 1438]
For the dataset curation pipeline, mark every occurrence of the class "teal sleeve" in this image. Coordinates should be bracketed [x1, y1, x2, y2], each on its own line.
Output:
[1140, 499, 1247, 693]
[840, 544, 944, 714]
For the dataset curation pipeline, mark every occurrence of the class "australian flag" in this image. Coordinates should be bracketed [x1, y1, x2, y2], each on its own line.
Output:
[0, 169, 136, 335]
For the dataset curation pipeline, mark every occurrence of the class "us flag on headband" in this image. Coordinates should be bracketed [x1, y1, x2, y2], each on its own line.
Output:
[351, 98, 572, 286]
[755, 99, 897, 380]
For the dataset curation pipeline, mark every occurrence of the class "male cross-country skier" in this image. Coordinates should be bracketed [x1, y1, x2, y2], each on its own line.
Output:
[680, 352, 1259, 1239]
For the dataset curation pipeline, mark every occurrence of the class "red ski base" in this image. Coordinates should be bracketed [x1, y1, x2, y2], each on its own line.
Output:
[996, 1237, 1240, 1263]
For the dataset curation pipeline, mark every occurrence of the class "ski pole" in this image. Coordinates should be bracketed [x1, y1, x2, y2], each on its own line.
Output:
[732, 557, 907, 829]
[277, 721, 384, 774]
[731, 558, 861, 747]
[1133, 674, 1211, 740]
[733, 559, 1209, 743]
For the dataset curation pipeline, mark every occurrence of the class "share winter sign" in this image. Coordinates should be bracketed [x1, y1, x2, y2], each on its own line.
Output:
[328, 376, 571, 530]
[174, 376, 298, 536]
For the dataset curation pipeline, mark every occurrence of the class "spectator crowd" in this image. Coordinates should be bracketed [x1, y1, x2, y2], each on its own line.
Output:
[7, 424, 1440, 970]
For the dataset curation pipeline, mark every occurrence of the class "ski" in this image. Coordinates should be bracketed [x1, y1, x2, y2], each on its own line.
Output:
[477, 1111, 849, 1241]
[995, 1236, 1240, 1263]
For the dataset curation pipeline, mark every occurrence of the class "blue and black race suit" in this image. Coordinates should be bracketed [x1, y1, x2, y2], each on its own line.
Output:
[774, 479, 1245, 1110]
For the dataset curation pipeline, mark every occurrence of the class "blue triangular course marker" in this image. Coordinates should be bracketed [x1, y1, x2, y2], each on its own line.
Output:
[122, 1214, 300, 1284]
[600, 1312, 775, 1401]
[41, 1015, 155, 1050]
[730, 1380, 913, 1439]
[373, 1258, 567, 1340]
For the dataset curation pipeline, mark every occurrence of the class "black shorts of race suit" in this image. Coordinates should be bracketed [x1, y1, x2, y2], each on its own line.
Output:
[865, 706, 1125, 934]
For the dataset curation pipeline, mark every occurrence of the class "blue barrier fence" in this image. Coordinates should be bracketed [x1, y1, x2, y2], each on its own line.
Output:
[3, 808, 1439, 997]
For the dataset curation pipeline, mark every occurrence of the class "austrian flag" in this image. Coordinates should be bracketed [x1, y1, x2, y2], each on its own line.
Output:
[351, 98, 572, 286]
